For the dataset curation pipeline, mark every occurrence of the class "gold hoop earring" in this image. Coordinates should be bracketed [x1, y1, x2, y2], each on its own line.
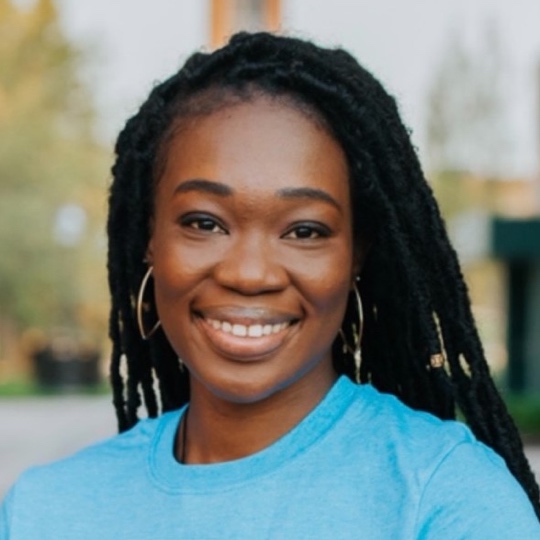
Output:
[136, 266, 161, 340]
[339, 280, 363, 382]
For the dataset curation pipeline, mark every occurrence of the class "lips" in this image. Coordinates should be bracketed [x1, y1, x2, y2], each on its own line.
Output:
[194, 307, 300, 360]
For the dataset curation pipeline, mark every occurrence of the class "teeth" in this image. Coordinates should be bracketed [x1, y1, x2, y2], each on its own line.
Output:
[206, 319, 289, 337]
[232, 324, 247, 337]
[222, 321, 232, 333]
[248, 325, 263, 337]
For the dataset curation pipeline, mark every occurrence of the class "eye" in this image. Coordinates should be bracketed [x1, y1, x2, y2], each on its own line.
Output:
[283, 223, 331, 240]
[180, 214, 227, 234]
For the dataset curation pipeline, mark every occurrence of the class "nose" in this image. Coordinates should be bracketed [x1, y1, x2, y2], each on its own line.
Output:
[213, 233, 287, 295]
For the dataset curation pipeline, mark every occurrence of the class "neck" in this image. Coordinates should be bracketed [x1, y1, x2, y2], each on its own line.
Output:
[176, 365, 337, 465]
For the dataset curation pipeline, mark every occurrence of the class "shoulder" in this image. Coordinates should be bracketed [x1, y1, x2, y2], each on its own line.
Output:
[4, 410, 179, 511]
[346, 381, 476, 462]
[0, 410, 183, 536]
[340, 381, 539, 536]
[414, 439, 540, 537]
[328, 380, 485, 494]
[346, 382, 516, 483]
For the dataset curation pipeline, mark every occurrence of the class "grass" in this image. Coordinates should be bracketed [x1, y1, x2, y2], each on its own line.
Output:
[0, 378, 110, 397]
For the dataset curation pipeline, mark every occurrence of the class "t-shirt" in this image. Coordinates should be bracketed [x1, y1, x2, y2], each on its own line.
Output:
[1, 376, 539, 539]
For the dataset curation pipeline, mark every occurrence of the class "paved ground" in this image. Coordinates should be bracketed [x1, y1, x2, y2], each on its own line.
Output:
[0, 396, 116, 497]
[1, 396, 540, 499]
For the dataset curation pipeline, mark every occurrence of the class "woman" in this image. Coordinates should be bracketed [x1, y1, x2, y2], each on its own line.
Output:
[2, 32, 539, 538]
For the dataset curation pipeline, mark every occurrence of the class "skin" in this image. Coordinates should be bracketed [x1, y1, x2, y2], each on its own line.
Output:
[147, 95, 361, 464]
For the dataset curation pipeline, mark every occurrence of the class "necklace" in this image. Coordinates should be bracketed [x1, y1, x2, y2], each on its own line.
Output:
[180, 408, 188, 464]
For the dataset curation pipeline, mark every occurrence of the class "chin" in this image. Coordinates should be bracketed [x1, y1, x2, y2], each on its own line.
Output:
[211, 376, 285, 404]
[204, 355, 331, 407]
[195, 366, 300, 406]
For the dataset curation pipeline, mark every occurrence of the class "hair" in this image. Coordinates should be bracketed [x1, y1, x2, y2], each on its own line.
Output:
[107, 31, 540, 516]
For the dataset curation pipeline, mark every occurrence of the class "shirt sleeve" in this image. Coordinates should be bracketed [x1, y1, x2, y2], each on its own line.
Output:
[415, 441, 540, 539]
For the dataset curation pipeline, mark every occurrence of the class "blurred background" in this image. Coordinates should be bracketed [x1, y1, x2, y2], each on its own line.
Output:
[1, 0, 540, 494]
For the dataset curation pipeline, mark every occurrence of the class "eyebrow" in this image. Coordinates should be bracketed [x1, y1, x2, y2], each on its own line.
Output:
[276, 187, 342, 212]
[174, 179, 341, 211]
[174, 179, 233, 197]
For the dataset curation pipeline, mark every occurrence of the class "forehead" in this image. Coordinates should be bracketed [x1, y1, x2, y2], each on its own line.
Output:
[158, 96, 350, 202]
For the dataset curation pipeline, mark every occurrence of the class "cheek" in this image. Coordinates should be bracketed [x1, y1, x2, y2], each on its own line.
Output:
[150, 248, 204, 338]
[151, 243, 206, 358]
[151, 229, 225, 296]
[288, 243, 353, 322]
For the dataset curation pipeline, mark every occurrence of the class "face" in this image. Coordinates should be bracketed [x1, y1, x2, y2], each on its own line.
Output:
[147, 95, 358, 405]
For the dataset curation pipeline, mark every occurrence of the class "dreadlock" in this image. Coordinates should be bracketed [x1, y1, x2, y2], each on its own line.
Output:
[107, 31, 540, 516]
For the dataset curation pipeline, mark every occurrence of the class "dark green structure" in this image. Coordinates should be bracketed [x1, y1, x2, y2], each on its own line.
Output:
[492, 218, 540, 393]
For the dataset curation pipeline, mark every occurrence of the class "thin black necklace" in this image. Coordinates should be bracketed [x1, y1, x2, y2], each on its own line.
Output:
[180, 407, 188, 464]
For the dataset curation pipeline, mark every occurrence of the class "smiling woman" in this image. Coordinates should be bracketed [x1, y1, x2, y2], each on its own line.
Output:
[1, 32, 539, 538]
[149, 97, 352, 418]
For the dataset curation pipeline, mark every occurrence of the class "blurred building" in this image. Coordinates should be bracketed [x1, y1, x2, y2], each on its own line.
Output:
[446, 174, 540, 389]
[210, 0, 281, 48]
[490, 62, 540, 393]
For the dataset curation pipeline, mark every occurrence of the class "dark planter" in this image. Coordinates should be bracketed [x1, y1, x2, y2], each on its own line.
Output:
[33, 346, 101, 390]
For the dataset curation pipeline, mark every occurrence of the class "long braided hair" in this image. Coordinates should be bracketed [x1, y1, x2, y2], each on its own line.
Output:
[107, 32, 540, 515]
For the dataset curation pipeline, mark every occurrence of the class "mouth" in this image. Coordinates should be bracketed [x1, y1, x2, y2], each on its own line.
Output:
[206, 319, 290, 338]
[194, 308, 300, 361]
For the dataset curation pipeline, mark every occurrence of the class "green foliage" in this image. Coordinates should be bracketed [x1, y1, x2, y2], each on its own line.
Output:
[0, 0, 109, 336]
[505, 394, 540, 438]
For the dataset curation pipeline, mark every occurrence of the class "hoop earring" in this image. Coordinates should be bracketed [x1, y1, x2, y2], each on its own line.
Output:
[339, 280, 363, 382]
[136, 266, 161, 340]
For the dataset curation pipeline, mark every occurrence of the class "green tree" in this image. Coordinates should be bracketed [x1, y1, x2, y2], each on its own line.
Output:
[0, 0, 108, 340]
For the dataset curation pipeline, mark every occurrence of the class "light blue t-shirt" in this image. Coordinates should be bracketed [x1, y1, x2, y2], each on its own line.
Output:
[1, 376, 538, 538]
